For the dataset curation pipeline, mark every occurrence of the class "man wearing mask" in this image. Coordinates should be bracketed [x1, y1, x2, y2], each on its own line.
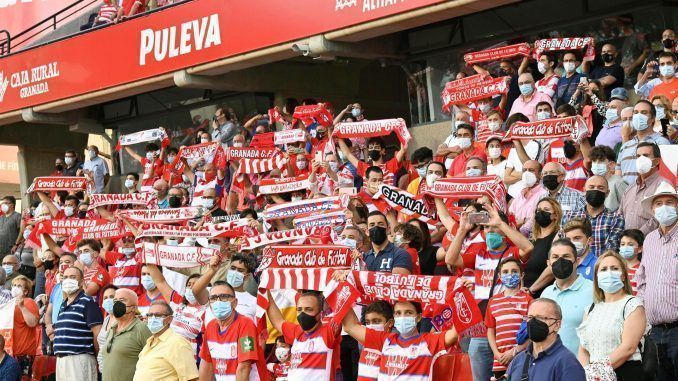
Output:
[167, 187, 186, 209]
[636, 182, 678, 381]
[403, 147, 433, 192]
[83, 145, 110, 194]
[267, 291, 342, 381]
[45, 238, 111, 300]
[133, 301, 198, 381]
[437, 110, 472, 169]
[541, 239, 593, 355]
[102, 288, 151, 381]
[44, 253, 77, 343]
[563, 176, 624, 252]
[356, 167, 397, 227]
[185, 161, 225, 207]
[1, 255, 19, 290]
[0, 196, 21, 259]
[123, 142, 165, 193]
[619, 142, 670, 234]
[212, 107, 239, 147]
[149, 179, 170, 209]
[554, 52, 587, 108]
[104, 235, 143, 295]
[447, 124, 487, 177]
[35, 192, 80, 220]
[637, 29, 676, 80]
[62, 150, 83, 176]
[196, 187, 228, 221]
[562, 218, 598, 281]
[52, 157, 66, 176]
[520, 53, 560, 99]
[509, 73, 554, 121]
[363, 211, 412, 275]
[192, 254, 257, 322]
[473, 59, 519, 116]
[588, 145, 628, 212]
[338, 136, 406, 187]
[584, 43, 625, 99]
[199, 281, 265, 380]
[616, 101, 670, 184]
[540, 162, 586, 214]
[53, 267, 103, 381]
[636, 52, 677, 101]
[508, 160, 546, 233]
[594, 89, 629, 150]
[505, 298, 585, 380]
[123, 172, 139, 194]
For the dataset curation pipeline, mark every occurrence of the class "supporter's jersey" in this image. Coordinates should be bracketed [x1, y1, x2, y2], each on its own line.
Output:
[192, 172, 221, 206]
[405, 247, 421, 275]
[484, 291, 532, 372]
[357, 190, 392, 214]
[365, 328, 450, 380]
[138, 291, 175, 317]
[466, 245, 521, 301]
[169, 290, 206, 355]
[83, 263, 110, 303]
[628, 262, 639, 295]
[563, 159, 589, 192]
[141, 157, 164, 190]
[106, 251, 143, 295]
[281, 321, 342, 381]
[357, 346, 383, 381]
[200, 314, 267, 381]
[357, 157, 401, 187]
[267, 361, 290, 381]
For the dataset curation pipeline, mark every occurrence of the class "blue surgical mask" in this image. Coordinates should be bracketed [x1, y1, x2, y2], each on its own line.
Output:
[211, 300, 233, 320]
[102, 298, 115, 314]
[2, 265, 13, 277]
[184, 289, 197, 305]
[146, 316, 166, 334]
[605, 108, 618, 123]
[226, 270, 245, 288]
[632, 113, 650, 131]
[519, 84, 533, 96]
[79, 252, 93, 267]
[536, 111, 550, 120]
[141, 275, 156, 291]
[466, 168, 482, 177]
[416, 167, 427, 178]
[501, 273, 521, 289]
[618, 245, 636, 260]
[655, 205, 678, 226]
[659, 64, 675, 77]
[485, 232, 504, 250]
[393, 316, 417, 336]
[591, 162, 608, 177]
[351, 108, 362, 118]
[597, 270, 624, 293]
[655, 105, 666, 120]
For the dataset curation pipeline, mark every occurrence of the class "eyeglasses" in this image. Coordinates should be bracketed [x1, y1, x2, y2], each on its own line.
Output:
[146, 313, 170, 318]
[522, 315, 560, 323]
[209, 294, 235, 302]
[541, 171, 561, 176]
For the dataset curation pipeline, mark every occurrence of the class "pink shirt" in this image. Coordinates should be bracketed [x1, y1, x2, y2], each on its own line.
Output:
[509, 184, 547, 236]
[509, 91, 554, 121]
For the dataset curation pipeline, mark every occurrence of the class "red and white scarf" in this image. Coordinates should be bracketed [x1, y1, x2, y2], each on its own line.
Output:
[262, 196, 340, 221]
[441, 75, 509, 111]
[26, 176, 89, 193]
[138, 242, 219, 268]
[504, 116, 587, 142]
[168, 142, 226, 175]
[225, 147, 278, 161]
[235, 151, 287, 179]
[116, 207, 203, 224]
[464, 43, 531, 64]
[136, 220, 256, 240]
[378, 184, 436, 226]
[274, 129, 306, 145]
[268, 108, 286, 126]
[258, 174, 310, 195]
[116, 127, 170, 150]
[88, 193, 156, 210]
[258, 244, 353, 272]
[533, 37, 595, 61]
[240, 226, 332, 250]
[333, 118, 412, 146]
[293, 209, 346, 229]
[426, 176, 508, 212]
[292, 104, 334, 127]
[62, 220, 129, 251]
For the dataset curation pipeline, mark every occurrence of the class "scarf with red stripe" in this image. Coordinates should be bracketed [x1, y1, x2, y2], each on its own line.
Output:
[262, 196, 341, 221]
[135, 220, 256, 240]
[333, 118, 412, 146]
[116, 127, 170, 151]
[240, 226, 333, 250]
[225, 147, 278, 161]
[378, 184, 436, 226]
[88, 193, 156, 209]
[533, 37, 595, 61]
[167, 142, 226, 177]
[292, 104, 334, 127]
[258, 174, 310, 195]
[235, 151, 287, 179]
[292, 208, 346, 229]
[464, 43, 531, 64]
[426, 176, 508, 212]
[26, 176, 89, 193]
[115, 207, 203, 224]
[441, 75, 510, 112]
[138, 242, 220, 268]
[503, 116, 587, 142]
[257, 244, 354, 272]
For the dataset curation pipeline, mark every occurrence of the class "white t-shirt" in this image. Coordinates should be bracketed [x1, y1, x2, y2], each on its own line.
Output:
[235, 290, 257, 322]
[505, 140, 541, 199]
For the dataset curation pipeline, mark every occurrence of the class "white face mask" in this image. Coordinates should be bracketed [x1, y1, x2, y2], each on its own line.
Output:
[522, 171, 537, 187]
[488, 147, 502, 159]
[466, 168, 482, 177]
[200, 138, 209, 144]
[1, 204, 9, 214]
[458, 137, 472, 149]
[537, 61, 548, 74]
[232, 141, 244, 148]
[536, 111, 551, 121]
[291, 196, 302, 202]
[88, 150, 97, 159]
[61, 279, 80, 294]
[11, 286, 23, 298]
[591, 162, 608, 176]
[167, 155, 176, 163]
[636, 155, 653, 175]
[64, 206, 75, 217]
[275, 347, 290, 362]
[563, 62, 576, 73]
[202, 198, 215, 209]
[296, 161, 308, 170]
[64, 157, 74, 166]
[487, 121, 501, 132]
[124, 179, 135, 189]
[146, 152, 155, 161]
[366, 324, 386, 332]
[121, 247, 135, 257]
[426, 173, 440, 188]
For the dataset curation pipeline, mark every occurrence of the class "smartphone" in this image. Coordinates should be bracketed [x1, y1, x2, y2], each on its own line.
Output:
[315, 150, 323, 163]
[338, 187, 357, 196]
[579, 76, 588, 85]
[468, 212, 489, 225]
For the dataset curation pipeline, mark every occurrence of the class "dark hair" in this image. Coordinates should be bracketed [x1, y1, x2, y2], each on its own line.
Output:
[364, 300, 394, 321]
[366, 137, 386, 150]
[231, 254, 255, 274]
[539, 53, 557, 66]
[65, 195, 80, 204]
[621, 229, 645, 247]
[167, 147, 179, 155]
[211, 280, 235, 294]
[145, 143, 160, 152]
[347, 201, 369, 224]
[426, 161, 445, 173]
[635, 99, 656, 118]
[60, 252, 78, 262]
[367, 210, 388, 224]
[456, 123, 475, 136]
[76, 239, 102, 252]
[637, 142, 661, 158]
[411, 147, 433, 164]
[101, 284, 119, 296]
[126, 172, 140, 182]
[150, 300, 173, 316]
[562, 50, 581, 62]
[275, 335, 287, 345]
[395, 300, 422, 314]
[500, 257, 523, 273]
[556, 104, 577, 116]
[505, 113, 529, 128]
[65, 150, 77, 157]
[590, 145, 616, 162]
[536, 101, 553, 113]
[365, 166, 383, 179]
[298, 291, 324, 310]
[1, 196, 15, 205]
[284, 98, 299, 113]
[240, 208, 258, 220]
[550, 238, 577, 257]
[396, 223, 423, 250]
[407, 218, 431, 250]
[657, 51, 677, 62]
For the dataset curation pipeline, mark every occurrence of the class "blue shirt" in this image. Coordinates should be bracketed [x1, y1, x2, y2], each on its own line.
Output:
[363, 242, 413, 273]
[54, 290, 104, 356]
[576, 250, 597, 280]
[506, 336, 586, 381]
[541, 276, 593, 354]
[0, 353, 21, 381]
[49, 282, 64, 324]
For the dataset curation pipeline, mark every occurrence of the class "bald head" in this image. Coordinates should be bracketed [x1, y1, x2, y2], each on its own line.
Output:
[543, 161, 565, 176]
[115, 288, 139, 306]
[153, 179, 169, 199]
[518, 73, 535, 84]
[585, 175, 609, 193]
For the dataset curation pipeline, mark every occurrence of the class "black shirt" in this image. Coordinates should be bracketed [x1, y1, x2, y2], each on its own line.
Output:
[62, 162, 83, 176]
[589, 64, 624, 99]
[523, 231, 557, 297]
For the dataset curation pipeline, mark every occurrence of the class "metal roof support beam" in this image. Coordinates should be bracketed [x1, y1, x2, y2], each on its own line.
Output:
[20, 107, 81, 125]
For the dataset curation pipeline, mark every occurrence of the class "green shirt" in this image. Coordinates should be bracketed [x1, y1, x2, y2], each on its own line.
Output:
[102, 318, 152, 381]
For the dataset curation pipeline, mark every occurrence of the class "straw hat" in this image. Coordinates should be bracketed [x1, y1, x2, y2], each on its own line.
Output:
[640, 181, 678, 211]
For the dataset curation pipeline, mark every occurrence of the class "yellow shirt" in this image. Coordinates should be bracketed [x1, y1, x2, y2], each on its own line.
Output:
[406, 177, 423, 195]
[133, 328, 199, 381]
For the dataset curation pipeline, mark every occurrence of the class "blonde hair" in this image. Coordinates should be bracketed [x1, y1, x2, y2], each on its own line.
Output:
[651, 95, 671, 116]
[592, 250, 633, 303]
[11, 275, 34, 297]
[531, 197, 562, 240]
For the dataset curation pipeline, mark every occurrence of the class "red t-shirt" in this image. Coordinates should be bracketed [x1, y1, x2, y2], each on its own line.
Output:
[447, 146, 488, 177]
[105, 250, 143, 295]
[405, 247, 421, 275]
[464, 245, 522, 302]
[200, 314, 267, 380]
[281, 321, 341, 381]
[628, 262, 639, 296]
[13, 298, 39, 356]
[84, 263, 111, 303]
[141, 157, 164, 188]
[121, 0, 145, 16]
[138, 291, 170, 317]
[357, 157, 401, 187]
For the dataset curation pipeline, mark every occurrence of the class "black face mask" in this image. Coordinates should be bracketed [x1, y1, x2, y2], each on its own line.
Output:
[534, 210, 553, 228]
[527, 318, 552, 342]
[499, 69, 510, 77]
[542, 175, 560, 191]
[563, 141, 577, 159]
[297, 312, 319, 331]
[316, 130, 326, 139]
[585, 190, 606, 208]
[601, 53, 614, 63]
[55, 164, 64, 172]
[77, 210, 87, 219]
[43, 260, 54, 270]
[368, 150, 382, 162]
[112, 301, 128, 318]
[369, 226, 388, 245]
[551, 257, 574, 279]
[169, 196, 182, 208]
[663, 38, 675, 49]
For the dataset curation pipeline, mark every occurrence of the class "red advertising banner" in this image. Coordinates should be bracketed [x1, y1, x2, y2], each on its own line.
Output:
[258, 244, 353, 271]
[463, 43, 531, 64]
[441, 76, 510, 111]
[0, 0, 445, 114]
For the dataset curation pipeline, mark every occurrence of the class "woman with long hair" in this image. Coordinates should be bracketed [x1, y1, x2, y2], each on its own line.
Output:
[523, 197, 562, 297]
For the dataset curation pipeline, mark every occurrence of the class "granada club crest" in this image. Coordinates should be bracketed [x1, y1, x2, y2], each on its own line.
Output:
[454, 291, 472, 324]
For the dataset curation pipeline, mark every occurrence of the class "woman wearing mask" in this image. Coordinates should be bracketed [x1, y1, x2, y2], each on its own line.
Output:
[145, 264, 205, 357]
[618, 229, 644, 295]
[485, 136, 507, 182]
[576, 251, 647, 381]
[97, 284, 118, 372]
[392, 223, 422, 275]
[524, 198, 562, 297]
[570, 79, 607, 141]
[650, 95, 671, 136]
[10, 275, 39, 370]
[407, 218, 437, 275]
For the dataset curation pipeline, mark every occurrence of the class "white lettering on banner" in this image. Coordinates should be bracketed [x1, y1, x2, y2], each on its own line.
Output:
[0, 72, 8, 102]
[362, 0, 398, 12]
[139, 14, 221, 66]
[335, 0, 357, 10]
[4, 62, 59, 100]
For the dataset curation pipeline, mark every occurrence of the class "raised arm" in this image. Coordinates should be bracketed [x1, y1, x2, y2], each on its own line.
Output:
[146, 264, 175, 303]
[341, 308, 366, 344]
[337, 139, 360, 168]
[445, 212, 470, 269]
[191, 254, 220, 305]
[266, 291, 285, 333]
[434, 197, 456, 232]
[36, 192, 59, 217]
[124, 146, 143, 163]
[394, 141, 408, 163]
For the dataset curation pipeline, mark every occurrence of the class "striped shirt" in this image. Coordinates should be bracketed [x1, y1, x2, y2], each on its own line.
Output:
[357, 157, 401, 187]
[618, 171, 668, 235]
[282, 321, 341, 381]
[485, 291, 532, 372]
[636, 223, 678, 325]
[357, 347, 382, 381]
[107, 251, 143, 294]
[169, 291, 206, 356]
[563, 159, 589, 192]
[54, 290, 104, 356]
[615, 133, 670, 184]
[97, 4, 118, 23]
[563, 208, 625, 253]
[627, 262, 639, 295]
